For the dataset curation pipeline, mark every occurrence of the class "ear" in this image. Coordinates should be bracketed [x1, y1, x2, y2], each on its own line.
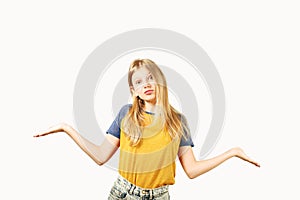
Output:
[130, 86, 138, 97]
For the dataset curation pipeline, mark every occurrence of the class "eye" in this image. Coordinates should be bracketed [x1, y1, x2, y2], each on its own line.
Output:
[135, 80, 141, 85]
[148, 74, 153, 81]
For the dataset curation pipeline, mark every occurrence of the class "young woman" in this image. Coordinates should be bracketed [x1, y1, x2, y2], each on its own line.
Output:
[34, 59, 260, 199]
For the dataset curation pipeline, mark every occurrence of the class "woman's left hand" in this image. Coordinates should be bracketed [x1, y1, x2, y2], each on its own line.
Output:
[230, 147, 261, 167]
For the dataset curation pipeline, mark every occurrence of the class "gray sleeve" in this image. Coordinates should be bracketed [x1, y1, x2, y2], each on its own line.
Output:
[106, 104, 132, 139]
[179, 114, 194, 147]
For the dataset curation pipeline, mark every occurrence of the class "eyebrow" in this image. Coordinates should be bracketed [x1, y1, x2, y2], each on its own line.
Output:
[133, 72, 152, 81]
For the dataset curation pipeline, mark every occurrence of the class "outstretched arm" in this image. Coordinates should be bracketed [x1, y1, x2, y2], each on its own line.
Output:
[34, 123, 119, 166]
[178, 146, 260, 179]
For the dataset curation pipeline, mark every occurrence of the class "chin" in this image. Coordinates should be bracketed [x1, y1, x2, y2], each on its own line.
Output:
[142, 96, 156, 103]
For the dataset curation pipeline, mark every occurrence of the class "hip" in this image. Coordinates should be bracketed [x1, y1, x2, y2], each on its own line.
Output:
[108, 175, 170, 200]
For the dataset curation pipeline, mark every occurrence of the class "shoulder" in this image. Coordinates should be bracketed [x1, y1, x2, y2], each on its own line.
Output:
[176, 112, 188, 126]
[117, 104, 132, 120]
[119, 104, 132, 114]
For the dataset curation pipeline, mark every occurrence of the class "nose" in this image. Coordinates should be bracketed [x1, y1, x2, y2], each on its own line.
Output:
[143, 82, 151, 88]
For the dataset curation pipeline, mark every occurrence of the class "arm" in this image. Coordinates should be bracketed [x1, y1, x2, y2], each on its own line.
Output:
[178, 146, 260, 179]
[34, 123, 119, 166]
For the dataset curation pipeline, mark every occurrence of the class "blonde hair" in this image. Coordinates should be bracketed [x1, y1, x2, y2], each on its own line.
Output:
[122, 59, 189, 146]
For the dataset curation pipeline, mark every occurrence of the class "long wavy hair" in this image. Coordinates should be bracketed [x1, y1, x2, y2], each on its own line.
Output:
[122, 59, 189, 146]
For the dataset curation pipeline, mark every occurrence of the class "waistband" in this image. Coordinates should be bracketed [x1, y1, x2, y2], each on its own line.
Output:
[116, 175, 169, 199]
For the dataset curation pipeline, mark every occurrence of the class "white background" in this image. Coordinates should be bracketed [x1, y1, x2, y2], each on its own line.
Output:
[1, 0, 299, 199]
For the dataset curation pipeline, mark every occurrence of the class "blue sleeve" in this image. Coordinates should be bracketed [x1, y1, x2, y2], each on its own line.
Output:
[106, 104, 132, 139]
[179, 114, 194, 147]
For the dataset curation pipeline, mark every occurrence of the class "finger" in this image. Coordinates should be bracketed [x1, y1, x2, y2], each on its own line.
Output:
[247, 158, 260, 167]
[33, 132, 50, 137]
[237, 150, 260, 167]
[35, 127, 59, 136]
[252, 161, 261, 167]
[33, 134, 45, 137]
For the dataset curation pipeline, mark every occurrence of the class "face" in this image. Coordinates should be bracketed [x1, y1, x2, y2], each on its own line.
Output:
[131, 66, 156, 104]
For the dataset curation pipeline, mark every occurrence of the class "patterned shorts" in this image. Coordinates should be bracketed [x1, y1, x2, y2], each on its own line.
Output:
[108, 176, 170, 200]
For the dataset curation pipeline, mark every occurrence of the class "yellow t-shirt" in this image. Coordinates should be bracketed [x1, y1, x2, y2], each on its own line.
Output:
[119, 111, 180, 189]
[106, 104, 194, 189]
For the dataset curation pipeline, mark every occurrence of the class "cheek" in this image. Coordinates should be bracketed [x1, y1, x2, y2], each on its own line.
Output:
[133, 88, 143, 97]
[134, 85, 143, 93]
[151, 84, 157, 92]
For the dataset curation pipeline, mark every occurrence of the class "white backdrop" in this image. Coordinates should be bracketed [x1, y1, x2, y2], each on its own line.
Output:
[1, 1, 299, 199]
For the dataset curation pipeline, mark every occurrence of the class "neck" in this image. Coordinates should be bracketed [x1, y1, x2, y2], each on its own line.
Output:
[144, 101, 156, 113]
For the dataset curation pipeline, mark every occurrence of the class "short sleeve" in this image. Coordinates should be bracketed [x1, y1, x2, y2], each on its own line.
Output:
[106, 104, 132, 139]
[179, 114, 194, 147]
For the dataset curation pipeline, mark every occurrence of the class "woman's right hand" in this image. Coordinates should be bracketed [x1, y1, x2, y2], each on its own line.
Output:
[34, 123, 69, 138]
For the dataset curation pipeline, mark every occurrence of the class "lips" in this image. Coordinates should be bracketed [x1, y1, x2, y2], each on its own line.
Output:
[144, 90, 154, 95]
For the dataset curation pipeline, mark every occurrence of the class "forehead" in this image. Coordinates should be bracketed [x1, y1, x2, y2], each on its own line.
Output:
[131, 66, 151, 80]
